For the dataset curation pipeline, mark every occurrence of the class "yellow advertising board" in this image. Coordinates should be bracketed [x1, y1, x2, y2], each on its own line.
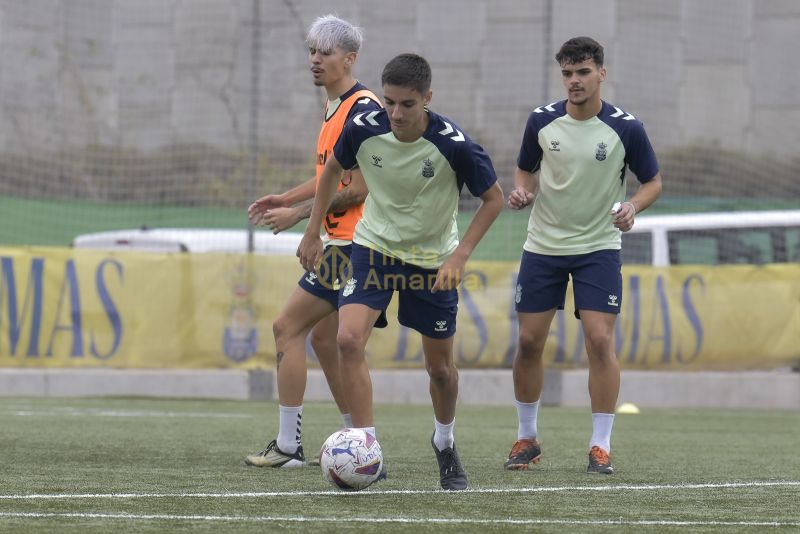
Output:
[1, 246, 798, 370]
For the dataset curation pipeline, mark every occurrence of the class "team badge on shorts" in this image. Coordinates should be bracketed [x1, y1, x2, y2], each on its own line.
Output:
[342, 278, 357, 297]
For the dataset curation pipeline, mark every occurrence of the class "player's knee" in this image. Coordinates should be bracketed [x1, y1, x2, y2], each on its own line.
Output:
[272, 315, 292, 344]
[517, 331, 546, 360]
[584, 330, 614, 359]
[337, 328, 367, 359]
[426, 359, 457, 386]
[272, 314, 309, 349]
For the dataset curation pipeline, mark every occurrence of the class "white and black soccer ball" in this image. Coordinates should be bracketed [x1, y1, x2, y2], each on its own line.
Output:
[320, 428, 383, 491]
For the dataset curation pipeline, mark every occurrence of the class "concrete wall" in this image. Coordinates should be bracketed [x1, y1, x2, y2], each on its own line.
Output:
[1, 0, 798, 177]
[3, 368, 798, 410]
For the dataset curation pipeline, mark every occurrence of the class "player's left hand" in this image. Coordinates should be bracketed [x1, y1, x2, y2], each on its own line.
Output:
[262, 207, 301, 234]
[248, 193, 286, 225]
[507, 187, 534, 210]
[297, 234, 323, 273]
[613, 201, 636, 232]
[431, 255, 466, 293]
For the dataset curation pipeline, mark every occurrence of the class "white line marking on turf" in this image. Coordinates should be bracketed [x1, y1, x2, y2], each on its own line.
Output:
[0, 512, 798, 527]
[5, 410, 248, 418]
[1, 481, 798, 500]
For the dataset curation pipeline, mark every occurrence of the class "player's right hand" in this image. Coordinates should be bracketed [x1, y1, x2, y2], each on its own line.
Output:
[297, 234, 323, 273]
[507, 188, 534, 210]
[262, 207, 301, 234]
[248, 194, 286, 225]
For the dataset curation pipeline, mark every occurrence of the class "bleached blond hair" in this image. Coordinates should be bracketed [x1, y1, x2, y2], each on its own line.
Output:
[306, 14, 363, 54]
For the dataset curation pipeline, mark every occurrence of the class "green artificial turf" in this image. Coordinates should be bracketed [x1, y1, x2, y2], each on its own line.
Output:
[0, 397, 798, 532]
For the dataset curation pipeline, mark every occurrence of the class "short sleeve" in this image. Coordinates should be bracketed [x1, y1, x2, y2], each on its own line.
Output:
[516, 113, 544, 172]
[624, 122, 659, 183]
[454, 140, 498, 197]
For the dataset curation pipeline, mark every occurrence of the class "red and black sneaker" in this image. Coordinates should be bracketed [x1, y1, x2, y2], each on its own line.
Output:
[503, 438, 542, 470]
[587, 445, 614, 475]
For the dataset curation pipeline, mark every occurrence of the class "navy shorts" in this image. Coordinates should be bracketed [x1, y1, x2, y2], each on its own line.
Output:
[515, 249, 622, 318]
[298, 244, 388, 328]
[339, 244, 457, 339]
[298, 244, 354, 309]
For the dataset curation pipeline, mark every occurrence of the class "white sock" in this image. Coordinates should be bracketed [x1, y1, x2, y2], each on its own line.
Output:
[433, 418, 455, 451]
[358, 426, 377, 440]
[589, 413, 615, 452]
[516, 399, 540, 440]
[277, 404, 302, 453]
[341, 413, 353, 429]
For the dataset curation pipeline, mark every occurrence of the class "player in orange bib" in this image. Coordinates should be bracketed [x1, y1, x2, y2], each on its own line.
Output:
[245, 15, 383, 468]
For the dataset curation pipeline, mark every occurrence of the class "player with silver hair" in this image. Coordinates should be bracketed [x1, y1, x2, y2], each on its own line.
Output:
[245, 14, 384, 470]
[306, 14, 363, 55]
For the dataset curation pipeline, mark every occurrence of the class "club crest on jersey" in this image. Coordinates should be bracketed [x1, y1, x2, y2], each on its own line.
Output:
[421, 158, 435, 178]
[595, 142, 607, 161]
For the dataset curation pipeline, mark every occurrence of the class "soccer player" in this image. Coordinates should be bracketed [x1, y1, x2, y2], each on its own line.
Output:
[504, 37, 663, 474]
[298, 53, 504, 490]
[244, 15, 383, 468]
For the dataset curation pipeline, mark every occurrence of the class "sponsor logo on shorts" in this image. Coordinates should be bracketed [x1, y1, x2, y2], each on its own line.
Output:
[515, 283, 522, 304]
[342, 278, 357, 297]
[434, 320, 448, 332]
[304, 272, 317, 285]
[608, 294, 619, 307]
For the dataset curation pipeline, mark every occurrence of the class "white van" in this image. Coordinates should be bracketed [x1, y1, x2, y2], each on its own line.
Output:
[621, 210, 800, 266]
[72, 227, 303, 255]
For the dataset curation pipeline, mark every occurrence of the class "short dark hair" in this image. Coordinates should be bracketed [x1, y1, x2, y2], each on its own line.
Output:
[381, 53, 432, 94]
[555, 36, 604, 67]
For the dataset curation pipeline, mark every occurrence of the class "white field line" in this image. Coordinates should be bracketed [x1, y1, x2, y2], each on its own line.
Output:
[0, 511, 798, 527]
[3, 410, 248, 418]
[1, 481, 798, 500]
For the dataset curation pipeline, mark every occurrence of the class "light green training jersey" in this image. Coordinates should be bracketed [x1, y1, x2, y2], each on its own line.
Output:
[517, 100, 659, 255]
[333, 109, 497, 269]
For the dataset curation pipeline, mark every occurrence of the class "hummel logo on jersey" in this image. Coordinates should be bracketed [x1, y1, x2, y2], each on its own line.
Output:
[421, 158, 435, 178]
[596, 142, 607, 161]
[342, 278, 357, 297]
[609, 106, 636, 121]
[357, 97, 372, 105]
[608, 294, 619, 307]
[549, 140, 561, 152]
[371, 155, 383, 168]
[438, 121, 465, 142]
[434, 320, 448, 332]
[305, 272, 317, 285]
[353, 111, 380, 126]
[533, 102, 558, 113]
